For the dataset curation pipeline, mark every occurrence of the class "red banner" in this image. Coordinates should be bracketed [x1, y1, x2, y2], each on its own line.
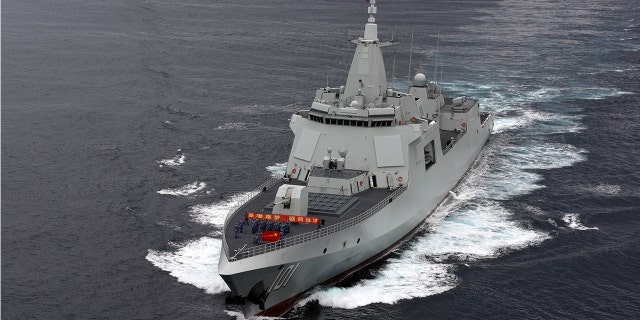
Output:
[261, 231, 281, 242]
[246, 212, 321, 224]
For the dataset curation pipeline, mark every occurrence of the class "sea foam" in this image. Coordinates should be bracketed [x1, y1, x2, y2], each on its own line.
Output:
[190, 192, 252, 226]
[146, 237, 230, 294]
[562, 213, 599, 231]
[157, 152, 186, 167]
[157, 181, 207, 196]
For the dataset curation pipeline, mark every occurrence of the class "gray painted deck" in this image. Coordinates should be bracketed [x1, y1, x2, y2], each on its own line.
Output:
[223, 179, 397, 254]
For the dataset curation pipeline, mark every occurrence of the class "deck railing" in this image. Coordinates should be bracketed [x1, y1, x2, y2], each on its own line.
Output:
[442, 129, 467, 155]
[221, 176, 283, 258]
[223, 185, 407, 261]
[480, 112, 493, 128]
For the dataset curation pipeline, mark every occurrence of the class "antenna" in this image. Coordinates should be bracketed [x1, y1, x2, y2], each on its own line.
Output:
[368, 0, 377, 23]
[419, 59, 426, 72]
[434, 31, 443, 118]
[407, 29, 414, 85]
[433, 31, 440, 84]
[391, 31, 397, 89]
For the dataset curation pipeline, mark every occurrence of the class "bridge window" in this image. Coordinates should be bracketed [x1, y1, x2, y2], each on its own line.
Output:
[308, 114, 382, 127]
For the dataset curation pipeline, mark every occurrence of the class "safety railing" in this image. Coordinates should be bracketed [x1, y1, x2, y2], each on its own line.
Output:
[442, 129, 467, 155]
[221, 175, 284, 258]
[480, 112, 493, 128]
[226, 185, 407, 261]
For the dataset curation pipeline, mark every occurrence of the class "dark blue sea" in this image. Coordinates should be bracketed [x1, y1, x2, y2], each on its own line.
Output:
[3, 0, 639, 319]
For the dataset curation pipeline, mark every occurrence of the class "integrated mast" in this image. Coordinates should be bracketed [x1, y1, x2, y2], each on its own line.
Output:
[343, 0, 393, 108]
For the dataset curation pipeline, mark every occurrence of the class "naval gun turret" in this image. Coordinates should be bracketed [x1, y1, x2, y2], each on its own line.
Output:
[272, 185, 308, 216]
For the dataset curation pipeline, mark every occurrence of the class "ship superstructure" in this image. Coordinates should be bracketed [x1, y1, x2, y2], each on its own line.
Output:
[218, 1, 493, 317]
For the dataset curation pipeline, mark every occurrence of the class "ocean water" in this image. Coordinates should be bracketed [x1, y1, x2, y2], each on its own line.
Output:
[2, 0, 639, 319]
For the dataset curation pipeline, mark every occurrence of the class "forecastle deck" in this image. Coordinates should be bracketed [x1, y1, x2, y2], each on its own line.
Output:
[222, 178, 406, 261]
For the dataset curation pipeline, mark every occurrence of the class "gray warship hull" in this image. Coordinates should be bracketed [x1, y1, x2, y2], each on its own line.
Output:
[218, 116, 493, 316]
[217, 1, 493, 317]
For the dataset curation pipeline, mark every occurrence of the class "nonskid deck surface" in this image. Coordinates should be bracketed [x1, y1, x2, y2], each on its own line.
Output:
[224, 179, 396, 254]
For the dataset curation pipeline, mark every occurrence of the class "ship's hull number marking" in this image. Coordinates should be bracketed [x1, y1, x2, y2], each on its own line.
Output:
[268, 263, 299, 293]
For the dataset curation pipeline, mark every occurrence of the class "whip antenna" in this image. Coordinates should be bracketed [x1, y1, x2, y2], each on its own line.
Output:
[408, 29, 414, 84]
[433, 30, 440, 84]
[391, 31, 397, 89]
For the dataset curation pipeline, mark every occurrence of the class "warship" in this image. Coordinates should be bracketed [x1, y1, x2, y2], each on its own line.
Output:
[218, 1, 493, 317]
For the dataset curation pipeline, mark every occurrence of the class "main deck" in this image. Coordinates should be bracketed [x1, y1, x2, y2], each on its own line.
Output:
[222, 178, 404, 260]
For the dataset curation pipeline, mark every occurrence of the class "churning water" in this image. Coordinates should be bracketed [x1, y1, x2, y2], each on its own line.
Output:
[3, 0, 639, 319]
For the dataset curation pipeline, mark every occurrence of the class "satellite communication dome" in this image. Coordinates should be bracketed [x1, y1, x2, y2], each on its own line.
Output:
[413, 73, 427, 87]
